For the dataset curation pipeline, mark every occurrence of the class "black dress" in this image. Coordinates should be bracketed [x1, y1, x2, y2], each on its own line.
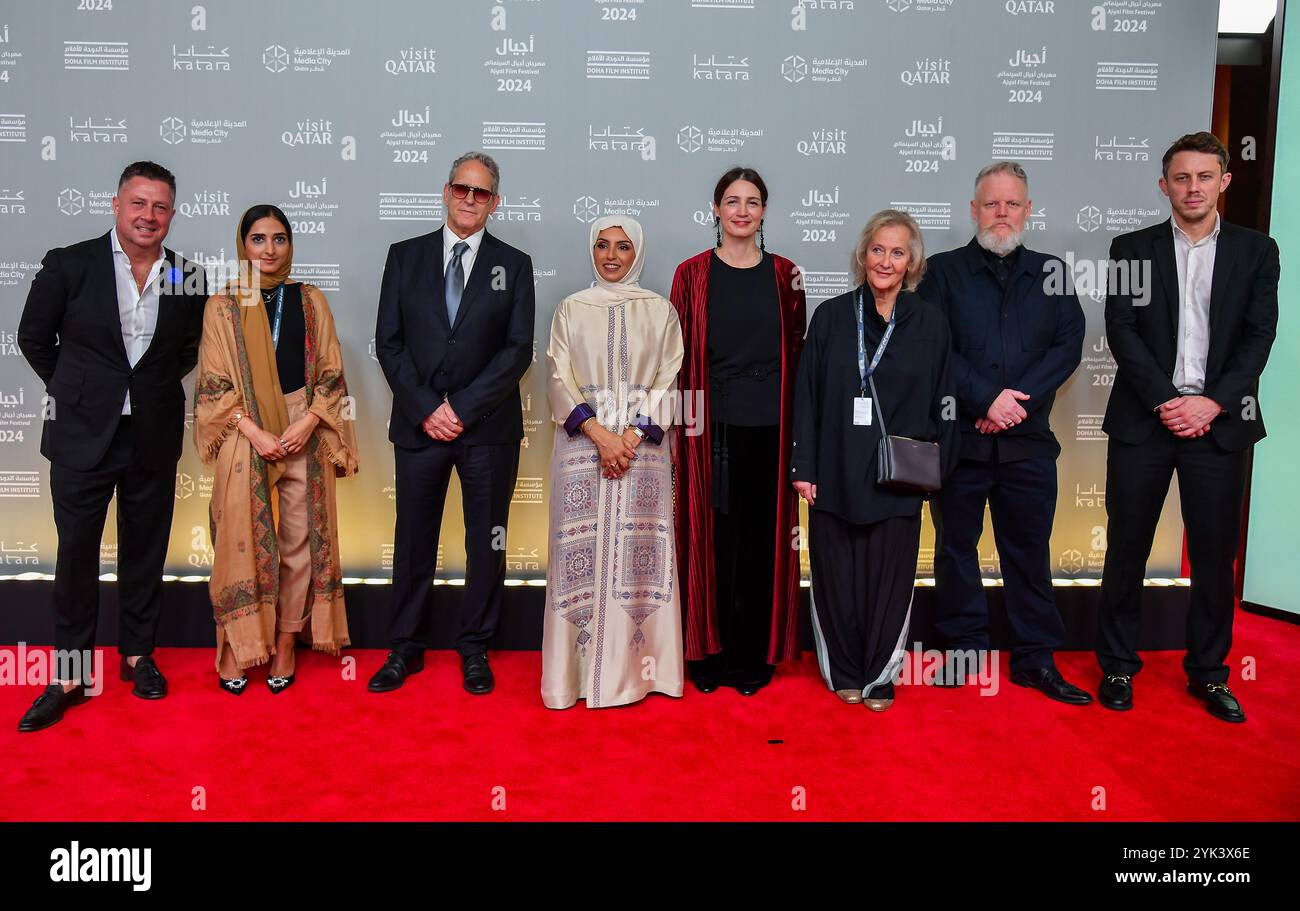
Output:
[693, 250, 783, 692]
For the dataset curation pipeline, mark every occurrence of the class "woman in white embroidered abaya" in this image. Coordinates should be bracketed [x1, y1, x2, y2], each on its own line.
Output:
[541, 216, 685, 709]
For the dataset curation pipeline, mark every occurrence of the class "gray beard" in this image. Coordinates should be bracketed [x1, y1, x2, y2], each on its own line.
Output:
[976, 227, 1024, 258]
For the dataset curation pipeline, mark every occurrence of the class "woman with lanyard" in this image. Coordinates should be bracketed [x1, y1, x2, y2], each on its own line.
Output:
[194, 204, 359, 694]
[670, 167, 806, 697]
[791, 210, 958, 710]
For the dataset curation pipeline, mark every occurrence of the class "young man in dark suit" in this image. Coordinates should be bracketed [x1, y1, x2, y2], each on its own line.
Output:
[16, 161, 207, 731]
[370, 152, 535, 696]
[1098, 132, 1279, 723]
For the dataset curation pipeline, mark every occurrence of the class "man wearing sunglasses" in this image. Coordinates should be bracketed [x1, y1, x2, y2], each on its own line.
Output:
[371, 151, 536, 697]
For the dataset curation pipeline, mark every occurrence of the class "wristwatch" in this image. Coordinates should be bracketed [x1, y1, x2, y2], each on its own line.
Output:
[628, 424, 647, 441]
[228, 410, 244, 428]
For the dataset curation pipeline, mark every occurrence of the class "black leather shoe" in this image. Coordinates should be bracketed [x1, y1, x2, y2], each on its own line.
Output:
[930, 650, 985, 687]
[1098, 674, 1134, 711]
[1010, 666, 1093, 705]
[461, 653, 494, 695]
[1187, 681, 1246, 723]
[367, 651, 424, 693]
[121, 655, 167, 700]
[17, 684, 89, 732]
[691, 675, 720, 694]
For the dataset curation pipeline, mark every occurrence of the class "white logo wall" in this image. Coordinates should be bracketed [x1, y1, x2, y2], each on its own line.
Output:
[0, 0, 1220, 576]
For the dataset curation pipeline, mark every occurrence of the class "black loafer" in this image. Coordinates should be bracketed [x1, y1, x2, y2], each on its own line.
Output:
[1010, 666, 1093, 705]
[1098, 674, 1134, 711]
[1187, 681, 1246, 723]
[461, 653, 494, 695]
[368, 651, 424, 693]
[121, 655, 167, 700]
[18, 684, 89, 732]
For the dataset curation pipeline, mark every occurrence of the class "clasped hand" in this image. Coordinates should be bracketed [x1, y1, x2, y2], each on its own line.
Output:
[243, 412, 320, 461]
[1159, 395, 1222, 439]
[588, 423, 640, 479]
[423, 401, 463, 442]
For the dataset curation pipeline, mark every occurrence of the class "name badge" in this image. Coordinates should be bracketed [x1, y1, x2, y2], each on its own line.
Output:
[853, 397, 873, 426]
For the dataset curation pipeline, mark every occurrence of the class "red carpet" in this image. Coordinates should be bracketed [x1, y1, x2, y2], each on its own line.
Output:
[2, 609, 1297, 822]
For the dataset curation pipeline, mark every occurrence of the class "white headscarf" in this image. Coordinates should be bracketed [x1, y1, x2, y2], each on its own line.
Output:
[569, 215, 662, 305]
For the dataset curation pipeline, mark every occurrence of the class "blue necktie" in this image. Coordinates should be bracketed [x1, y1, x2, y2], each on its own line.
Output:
[445, 240, 469, 326]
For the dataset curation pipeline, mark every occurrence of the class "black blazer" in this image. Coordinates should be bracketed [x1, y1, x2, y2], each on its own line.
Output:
[17, 231, 207, 472]
[1103, 218, 1279, 451]
[375, 228, 535, 448]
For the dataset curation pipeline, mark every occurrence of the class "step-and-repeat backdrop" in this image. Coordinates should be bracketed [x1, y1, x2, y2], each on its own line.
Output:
[0, 0, 1219, 579]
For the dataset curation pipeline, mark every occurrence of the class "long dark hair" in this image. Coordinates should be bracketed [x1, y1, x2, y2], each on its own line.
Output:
[239, 204, 292, 244]
[712, 166, 768, 206]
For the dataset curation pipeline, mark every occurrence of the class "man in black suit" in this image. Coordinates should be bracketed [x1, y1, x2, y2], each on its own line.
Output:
[369, 151, 535, 695]
[16, 161, 207, 731]
[1098, 132, 1279, 723]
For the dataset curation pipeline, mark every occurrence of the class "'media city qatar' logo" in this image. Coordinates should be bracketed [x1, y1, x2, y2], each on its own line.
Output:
[263, 44, 288, 74]
[573, 196, 600, 224]
[1076, 205, 1103, 233]
[160, 116, 186, 145]
[782, 55, 807, 84]
[57, 189, 84, 216]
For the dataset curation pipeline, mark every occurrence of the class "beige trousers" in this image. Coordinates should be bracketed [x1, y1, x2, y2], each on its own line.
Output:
[274, 387, 312, 633]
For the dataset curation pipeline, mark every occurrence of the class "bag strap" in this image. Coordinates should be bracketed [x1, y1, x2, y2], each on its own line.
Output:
[868, 372, 888, 438]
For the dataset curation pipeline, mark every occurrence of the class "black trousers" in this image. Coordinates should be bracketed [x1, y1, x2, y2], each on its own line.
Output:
[690, 423, 779, 687]
[49, 416, 175, 661]
[809, 510, 921, 695]
[930, 455, 1064, 672]
[388, 439, 520, 658]
[1098, 433, 1245, 684]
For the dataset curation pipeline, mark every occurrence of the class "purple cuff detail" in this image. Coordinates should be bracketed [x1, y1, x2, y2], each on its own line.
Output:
[633, 413, 664, 445]
[564, 403, 597, 437]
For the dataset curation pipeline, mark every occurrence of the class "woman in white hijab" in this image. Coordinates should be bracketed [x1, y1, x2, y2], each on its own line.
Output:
[541, 216, 686, 709]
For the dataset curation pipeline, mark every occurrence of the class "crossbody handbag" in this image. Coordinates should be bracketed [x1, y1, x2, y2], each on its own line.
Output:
[856, 289, 942, 494]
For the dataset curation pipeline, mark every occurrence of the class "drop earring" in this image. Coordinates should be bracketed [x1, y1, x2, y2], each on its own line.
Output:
[759, 219, 766, 252]
[715, 217, 722, 248]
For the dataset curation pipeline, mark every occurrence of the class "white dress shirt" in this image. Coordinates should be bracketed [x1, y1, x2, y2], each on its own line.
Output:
[442, 223, 486, 285]
[110, 228, 166, 415]
[1171, 213, 1219, 395]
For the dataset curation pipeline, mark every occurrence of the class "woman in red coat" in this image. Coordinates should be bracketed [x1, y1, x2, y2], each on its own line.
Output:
[670, 167, 806, 695]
